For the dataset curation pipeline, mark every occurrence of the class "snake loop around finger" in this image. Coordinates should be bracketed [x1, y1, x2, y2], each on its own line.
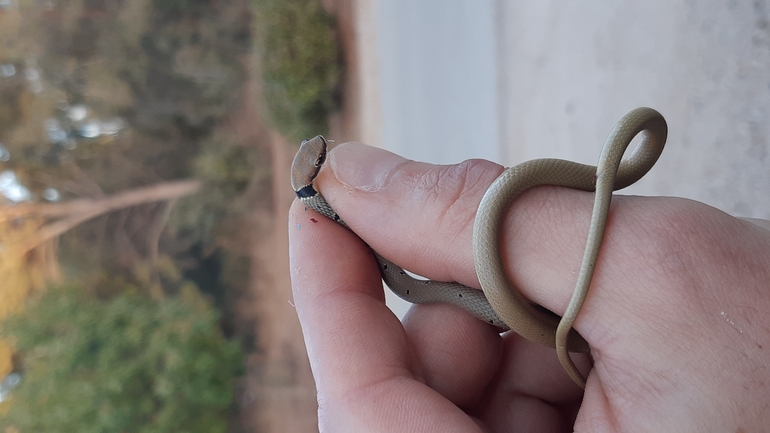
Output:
[473, 107, 667, 387]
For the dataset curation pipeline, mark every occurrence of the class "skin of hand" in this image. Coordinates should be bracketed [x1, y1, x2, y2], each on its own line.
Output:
[288, 142, 770, 432]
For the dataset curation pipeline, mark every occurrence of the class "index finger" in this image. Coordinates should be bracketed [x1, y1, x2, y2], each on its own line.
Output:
[288, 200, 487, 432]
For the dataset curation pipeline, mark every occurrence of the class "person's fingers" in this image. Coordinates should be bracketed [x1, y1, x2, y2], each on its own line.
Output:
[314, 142, 770, 430]
[317, 143, 770, 317]
[289, 200, 490, 432]
[318, 142, 503, 290]
[317, 143, 625, 318]
[313, 142, 606, 402]
[475, 334, 590, 430]
[289, 198, 404, 390]
[401, 302, 503, 408]
[314, 142, 603, 333]
[289, 196, 580, 431]
[403, 306, 592, 429]
[401, 301, 594, 404]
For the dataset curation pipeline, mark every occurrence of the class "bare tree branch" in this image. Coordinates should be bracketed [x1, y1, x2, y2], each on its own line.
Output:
[6, 180, 203, 255]
[1, 180, 202, 220]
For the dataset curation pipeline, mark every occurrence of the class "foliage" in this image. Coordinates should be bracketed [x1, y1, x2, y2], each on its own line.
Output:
[171, 131, 268, 248]
[254, 0, 341, 141]
[0, 0, 251, 197]
[0, 285, 243, 433]
[0, 216, 55, 378]
[0, 0, 257, 330]
[124, 0, 251, 136]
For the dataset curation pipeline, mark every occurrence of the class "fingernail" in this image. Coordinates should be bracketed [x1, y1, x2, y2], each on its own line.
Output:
[329, 143, 407, 192]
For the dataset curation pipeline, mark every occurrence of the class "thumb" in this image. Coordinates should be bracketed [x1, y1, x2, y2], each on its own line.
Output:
[314, 142, 594, 319]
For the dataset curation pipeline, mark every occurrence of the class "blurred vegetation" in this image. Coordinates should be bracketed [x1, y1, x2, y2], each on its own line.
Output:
[0, 0, 342, 428]
[178, 131, 270, 252]
[253, 0, 341, 141]
[0, 0, 257, 428]
[0, 0, 257, 301]
[0, 284, 243, 433]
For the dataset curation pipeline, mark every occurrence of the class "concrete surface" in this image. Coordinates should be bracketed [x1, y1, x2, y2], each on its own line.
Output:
[362, 0, 770, 318]
[376, 0, 498, 164]
[495, 0, 770, 218]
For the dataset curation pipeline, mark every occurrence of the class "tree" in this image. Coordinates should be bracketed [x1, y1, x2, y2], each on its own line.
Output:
[254, 0, 341, 140]
[1, 179, 202, 257]
[0, 284, 243, 433]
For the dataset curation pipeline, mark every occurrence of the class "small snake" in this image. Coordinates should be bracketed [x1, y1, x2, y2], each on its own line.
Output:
[291, 107, 668, 388]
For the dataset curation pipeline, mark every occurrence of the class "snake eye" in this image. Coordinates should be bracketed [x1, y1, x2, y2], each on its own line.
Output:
[315, 148, 327, 167]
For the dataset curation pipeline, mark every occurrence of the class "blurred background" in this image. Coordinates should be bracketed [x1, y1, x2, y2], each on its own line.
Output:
[0, 0, 768, 432]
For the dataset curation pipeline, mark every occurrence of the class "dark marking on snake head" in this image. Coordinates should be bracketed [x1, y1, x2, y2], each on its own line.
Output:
[488, 319, 494, 324]
[399, 270, 406, 275]
[406, 290, 410, 295]
[296, 185, 317, 199]
[383, 264, 388, 270]
[458, 294, 463, 298]
[422, 280, 430, 285]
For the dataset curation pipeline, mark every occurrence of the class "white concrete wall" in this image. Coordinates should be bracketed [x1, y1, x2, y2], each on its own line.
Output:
[376, 0, 499, 164]
[495, 1, 770, 219]
[364, 0, 770, 318]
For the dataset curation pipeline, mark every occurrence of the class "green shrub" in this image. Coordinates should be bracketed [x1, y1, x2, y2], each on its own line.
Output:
[0, 285, 243, 433]
[254, 0, 341, 141]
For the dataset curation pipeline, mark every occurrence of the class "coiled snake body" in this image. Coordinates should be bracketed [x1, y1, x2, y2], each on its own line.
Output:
[291, 107, 669, 388]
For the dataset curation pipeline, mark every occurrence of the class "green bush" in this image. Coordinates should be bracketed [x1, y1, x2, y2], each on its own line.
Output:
[0, 285, 243, 433]
[254, 0, 341, 141]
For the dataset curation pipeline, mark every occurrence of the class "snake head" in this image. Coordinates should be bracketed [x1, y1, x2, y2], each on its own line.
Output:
[291, 135, 329, 193]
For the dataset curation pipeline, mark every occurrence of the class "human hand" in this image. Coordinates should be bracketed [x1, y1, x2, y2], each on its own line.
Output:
[288, 143, 770, 432]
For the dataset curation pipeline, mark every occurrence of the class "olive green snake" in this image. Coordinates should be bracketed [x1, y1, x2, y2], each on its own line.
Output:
[291, 107, 669, 388]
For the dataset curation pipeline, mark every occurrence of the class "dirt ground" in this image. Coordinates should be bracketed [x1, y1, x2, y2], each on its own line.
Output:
[238, 0, 368, 431]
